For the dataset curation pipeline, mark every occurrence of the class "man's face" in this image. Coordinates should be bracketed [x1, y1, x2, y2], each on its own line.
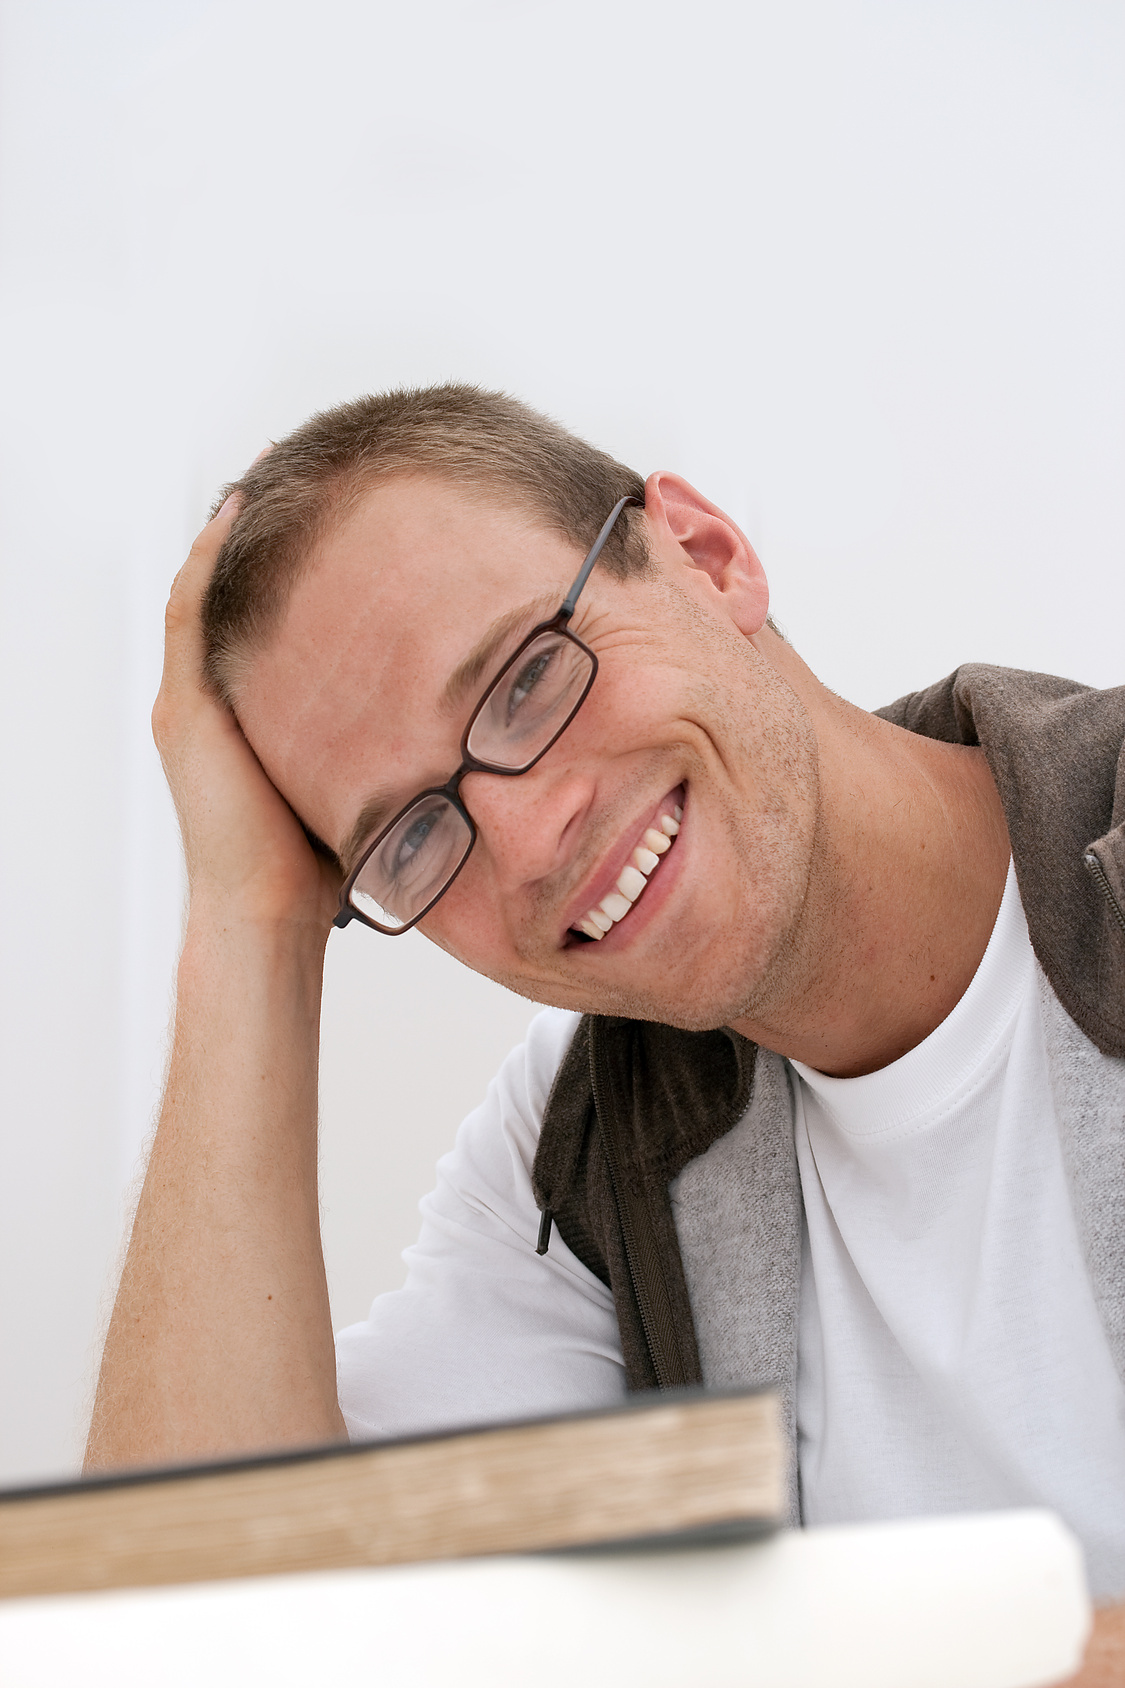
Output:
[234, 473, 821, 1031]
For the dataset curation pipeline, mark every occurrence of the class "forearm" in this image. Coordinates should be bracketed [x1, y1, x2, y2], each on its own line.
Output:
[86, 911, 345, 1470]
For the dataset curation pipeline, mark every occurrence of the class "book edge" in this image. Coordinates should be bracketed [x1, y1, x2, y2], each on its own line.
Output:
[1, 1385, 778, 1506]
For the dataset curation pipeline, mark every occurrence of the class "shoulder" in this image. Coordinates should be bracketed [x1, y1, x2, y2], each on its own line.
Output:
[431, 1008, 583, 1218]
[487, 1006, 584, 1141]
[875, 663, 1125, 748]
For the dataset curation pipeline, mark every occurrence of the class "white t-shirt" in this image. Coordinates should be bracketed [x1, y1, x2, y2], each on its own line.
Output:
[791, 863, 1125, 1597]
[335, 1006, 626, 1441]
[335, 866, 1125, 1594]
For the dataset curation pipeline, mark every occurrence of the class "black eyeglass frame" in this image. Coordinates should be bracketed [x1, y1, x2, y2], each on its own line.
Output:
[334, 494, 642, 935]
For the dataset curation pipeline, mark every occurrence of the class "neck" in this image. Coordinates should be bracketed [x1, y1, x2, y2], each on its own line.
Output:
[729, 639, 1011, 1078]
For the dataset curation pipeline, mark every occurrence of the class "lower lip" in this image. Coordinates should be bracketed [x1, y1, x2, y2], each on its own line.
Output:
[570, 793, 687, 953]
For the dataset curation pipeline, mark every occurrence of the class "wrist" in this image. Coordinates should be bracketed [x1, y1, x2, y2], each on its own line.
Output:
[178, 899, 331, 997]
[183, 873, 337, 944]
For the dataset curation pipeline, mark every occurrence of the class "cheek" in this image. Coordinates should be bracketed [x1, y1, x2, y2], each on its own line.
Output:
[416, 863, 508, 966]
[576, 659, 690, 751]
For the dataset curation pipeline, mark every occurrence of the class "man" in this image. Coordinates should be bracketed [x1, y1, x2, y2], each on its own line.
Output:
[88, 386, 1125, 1626]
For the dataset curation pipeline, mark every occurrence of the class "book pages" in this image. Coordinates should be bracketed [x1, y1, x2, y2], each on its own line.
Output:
[0, 1509, 1090, 1688]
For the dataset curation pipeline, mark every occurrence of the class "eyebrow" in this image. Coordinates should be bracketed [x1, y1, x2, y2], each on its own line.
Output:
[438, 593, 558, 715]
[339, 786, 402, 878]
[338, 591, 561, 875]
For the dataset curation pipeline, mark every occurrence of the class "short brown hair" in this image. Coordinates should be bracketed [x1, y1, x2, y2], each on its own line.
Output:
[201, 384, 650, 704]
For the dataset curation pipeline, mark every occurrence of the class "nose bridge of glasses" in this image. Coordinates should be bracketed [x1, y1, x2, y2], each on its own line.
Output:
[338, 498, 633, 933]
[454, 750, 585, 888]
[457, 682, 598, 842]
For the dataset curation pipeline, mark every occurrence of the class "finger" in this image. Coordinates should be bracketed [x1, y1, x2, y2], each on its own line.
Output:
[160, 440, 272, 706]
[169, 493, 242, 615]
[159, 495, 245, 710]
[170, 438, 271, 613]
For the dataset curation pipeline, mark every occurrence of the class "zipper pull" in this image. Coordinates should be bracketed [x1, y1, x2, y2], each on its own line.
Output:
[536, 1208, 554, 1256]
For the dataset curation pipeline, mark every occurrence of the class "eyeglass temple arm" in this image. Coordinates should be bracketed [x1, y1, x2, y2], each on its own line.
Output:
[559, 495, 643, 621]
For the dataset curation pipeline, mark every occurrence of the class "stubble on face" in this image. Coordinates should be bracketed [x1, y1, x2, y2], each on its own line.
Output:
[234, 478, 826, 1038]
[425, 576, 826, 1037]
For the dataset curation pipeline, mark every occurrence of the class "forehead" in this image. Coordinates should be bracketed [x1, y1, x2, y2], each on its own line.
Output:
[234, 474, 586, 851]
[295, 472, 576, 640]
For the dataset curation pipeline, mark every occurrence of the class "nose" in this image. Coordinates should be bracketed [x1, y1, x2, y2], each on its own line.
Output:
[458, 755, 595, 891]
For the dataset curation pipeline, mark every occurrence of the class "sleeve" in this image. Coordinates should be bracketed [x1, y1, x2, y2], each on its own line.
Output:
[334, 1007, 628, 1441]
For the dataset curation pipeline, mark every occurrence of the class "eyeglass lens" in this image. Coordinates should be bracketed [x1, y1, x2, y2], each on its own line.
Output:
[349, 631, 595, 929]
[349, 796, 473, 930]
[465, 630, 593, 767]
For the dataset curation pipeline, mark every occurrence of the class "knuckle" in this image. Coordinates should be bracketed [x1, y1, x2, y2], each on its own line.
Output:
[164, 587, 190, 636]
[151, 692, 172, 748]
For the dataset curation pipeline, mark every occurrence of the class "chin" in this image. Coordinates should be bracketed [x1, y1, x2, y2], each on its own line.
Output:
[490, 945, 771, 1032]
[572, 972, 766, 1034]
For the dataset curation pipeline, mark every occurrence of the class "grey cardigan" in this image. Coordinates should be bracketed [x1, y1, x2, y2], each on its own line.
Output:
[532, 665, 1125, 1519]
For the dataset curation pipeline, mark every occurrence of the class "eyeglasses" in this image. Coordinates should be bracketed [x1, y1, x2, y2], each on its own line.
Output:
[334, 495, 642, 935]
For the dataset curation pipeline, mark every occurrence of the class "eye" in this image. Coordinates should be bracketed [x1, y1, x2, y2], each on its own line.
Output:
[465, 629, 592, 766]
[387, 805, 444, 880]
[504, 649, 554, 721]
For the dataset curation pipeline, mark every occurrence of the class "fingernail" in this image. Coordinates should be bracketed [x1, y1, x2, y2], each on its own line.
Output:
[217, 493, 239, 518]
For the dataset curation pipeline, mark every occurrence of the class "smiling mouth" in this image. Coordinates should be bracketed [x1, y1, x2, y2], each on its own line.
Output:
[570, 799, 684, 942]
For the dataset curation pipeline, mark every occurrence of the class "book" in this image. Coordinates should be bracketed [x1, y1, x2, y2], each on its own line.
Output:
[0, 1510, 1091, 1688]
[0, 1387, 782, 1599]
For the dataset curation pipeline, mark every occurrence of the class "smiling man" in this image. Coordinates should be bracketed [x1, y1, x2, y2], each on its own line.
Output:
[88, 387, 1125, 1621]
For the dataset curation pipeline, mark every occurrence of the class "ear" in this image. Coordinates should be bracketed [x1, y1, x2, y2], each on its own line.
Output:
[644, 471, 769, 637]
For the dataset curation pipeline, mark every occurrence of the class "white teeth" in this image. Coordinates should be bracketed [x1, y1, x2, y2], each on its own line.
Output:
[574, 802, 683, 939]
[599, 891, 632, 922]
[616, 864, 647, 902]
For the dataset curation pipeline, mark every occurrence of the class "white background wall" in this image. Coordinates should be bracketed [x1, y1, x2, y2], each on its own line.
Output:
[0, 0, 1121, 1485]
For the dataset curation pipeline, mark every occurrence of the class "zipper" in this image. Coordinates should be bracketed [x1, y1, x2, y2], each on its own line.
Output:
[590, 1036, 677, 1390]
[1084, 850, 1125, 937]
